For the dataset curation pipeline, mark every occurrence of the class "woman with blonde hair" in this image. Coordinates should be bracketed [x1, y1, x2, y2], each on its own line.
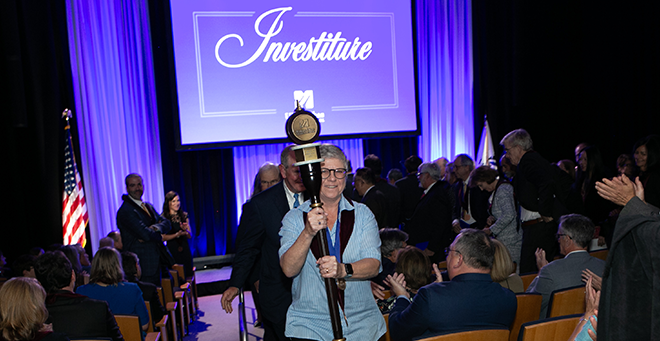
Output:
[491, 239, 524, 293]
[0, 277, 69, 341]
[76, 247, 149, 331]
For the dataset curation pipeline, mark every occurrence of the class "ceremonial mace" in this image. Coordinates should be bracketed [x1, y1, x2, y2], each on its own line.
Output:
[285, 103, 345, 341]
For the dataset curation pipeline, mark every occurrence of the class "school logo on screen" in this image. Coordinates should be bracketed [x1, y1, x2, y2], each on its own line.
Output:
[286, 90, 324, 123]
[294, 90, 314, 109]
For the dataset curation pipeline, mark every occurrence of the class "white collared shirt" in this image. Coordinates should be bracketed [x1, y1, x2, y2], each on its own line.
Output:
[283, 181, 304, 209]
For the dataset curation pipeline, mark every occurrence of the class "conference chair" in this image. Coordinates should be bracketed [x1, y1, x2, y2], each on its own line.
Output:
[145, 301, 170, 341]
[509, 293, 542, 341]
[114, 315, 160, 341]
[162, 273, 188, 337]
[414, 327, 509, 341]
[517, 314, 582, 341]
[157, 287, 180, 341]
[589, 249, 608, 261]
[437, 261, 447, 270]
[547, 285, 585, 318]
[519, 272, 537, 292]
[173, 264, 196, 318]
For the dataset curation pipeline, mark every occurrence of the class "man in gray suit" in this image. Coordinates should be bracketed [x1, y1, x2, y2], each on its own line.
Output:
[526, 214, 605, 318]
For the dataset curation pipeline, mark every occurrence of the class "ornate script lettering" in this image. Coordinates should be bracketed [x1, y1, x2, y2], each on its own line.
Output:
[215, 7, 373, 68]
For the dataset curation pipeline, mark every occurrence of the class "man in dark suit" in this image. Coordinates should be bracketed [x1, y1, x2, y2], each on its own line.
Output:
[34, 251, 123, 341]
[396, 155, 424, 225]
[365, 154, 402, 228]
[526, 214, 605, 318]
[388, 229, 517, 341]
[220, 146, 306, 341]
[354, 167, 389, 228]
[403, 162, 453, 262]
[501, 129, 576, 273]
[116, 173, 172, 286]
[451, 154, 490, 233]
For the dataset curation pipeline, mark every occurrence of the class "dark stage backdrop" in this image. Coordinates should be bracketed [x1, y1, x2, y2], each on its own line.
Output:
[473, 1, 660, 166]
[1, 0, 79, 262]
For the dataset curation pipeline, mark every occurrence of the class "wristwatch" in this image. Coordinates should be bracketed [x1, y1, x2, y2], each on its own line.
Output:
[344, 263, 353, 279]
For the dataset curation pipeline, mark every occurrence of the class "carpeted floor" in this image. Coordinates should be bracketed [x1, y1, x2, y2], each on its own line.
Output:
[185, 292, 264, 341]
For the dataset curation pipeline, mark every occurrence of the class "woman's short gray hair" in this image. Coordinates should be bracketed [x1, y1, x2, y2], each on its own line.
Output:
[319, 144, 348, 169]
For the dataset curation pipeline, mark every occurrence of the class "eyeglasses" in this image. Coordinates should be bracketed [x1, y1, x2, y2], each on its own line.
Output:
[416, 172, 428, 178]
[556, 233, 572, 240]
[260, 180, 279, 186]
[444, 247, 461, 257]
[321, 168, 347, 179]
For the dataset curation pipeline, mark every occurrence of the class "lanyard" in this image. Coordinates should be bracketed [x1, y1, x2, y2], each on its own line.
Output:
[325, 209, 341, 262]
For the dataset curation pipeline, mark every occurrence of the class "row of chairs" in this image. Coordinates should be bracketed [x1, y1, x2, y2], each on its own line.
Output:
[110, 264, 198, 341]
[414, 314, 581, 341]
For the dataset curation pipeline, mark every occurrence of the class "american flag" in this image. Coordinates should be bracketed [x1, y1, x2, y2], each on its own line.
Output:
[62, 110, 88, 246]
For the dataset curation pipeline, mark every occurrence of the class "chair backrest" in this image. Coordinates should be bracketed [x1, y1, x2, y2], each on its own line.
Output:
[161, 278, 174, 304]
[114, 315, 142, 341]
[547, 285, 585, 318]
[509, 293, 542, 341]
[437, 261, 447, 270]
[146, 301, 154, 333]
[382, 290, 392, 300]
[415, 328, 509, 341]
[157, 287, 164, 307]
[589, 249, 608, 261]
[518, 314, 581, 341]
[519, 272, 537, 292]
[173, 264, 185, 282]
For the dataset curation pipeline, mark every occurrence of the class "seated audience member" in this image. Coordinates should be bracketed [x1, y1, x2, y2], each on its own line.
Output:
[372, 228, 409, 288]
[121, 251, 166, 327]
[387, 168, 403, 185]
[58, 245, 85, 288]
[99, 237, 115, 249]
[354, 167, 390, 228]
[74, 244, 91, 274]
[595, 175, 659, 341]
[76, 247, 149, 331]
[33, 251, 123, 341]
[378, 246, 432, 314]
[107, 231, 123, 251]
[12, 254, 37, 278]
[491, 239, 524, 293]
[526, 214, 605, 318]
[0, 277, 69, 341]
[388, 229, 517, 341]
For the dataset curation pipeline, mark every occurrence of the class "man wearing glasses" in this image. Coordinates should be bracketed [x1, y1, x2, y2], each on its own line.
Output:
[388, 229, 517, 341]
[526, 214, 605, 319]
[402, 162, 453, 263]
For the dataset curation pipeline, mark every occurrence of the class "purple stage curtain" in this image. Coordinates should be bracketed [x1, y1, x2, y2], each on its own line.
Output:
[416, 0, 474, 162]
[66, 0, 164, 253]
[232, 139, 364, 229]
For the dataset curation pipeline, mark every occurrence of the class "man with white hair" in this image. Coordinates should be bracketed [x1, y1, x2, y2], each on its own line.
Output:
[403, 162, 453, 262]
[501, 128, 577, 273]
